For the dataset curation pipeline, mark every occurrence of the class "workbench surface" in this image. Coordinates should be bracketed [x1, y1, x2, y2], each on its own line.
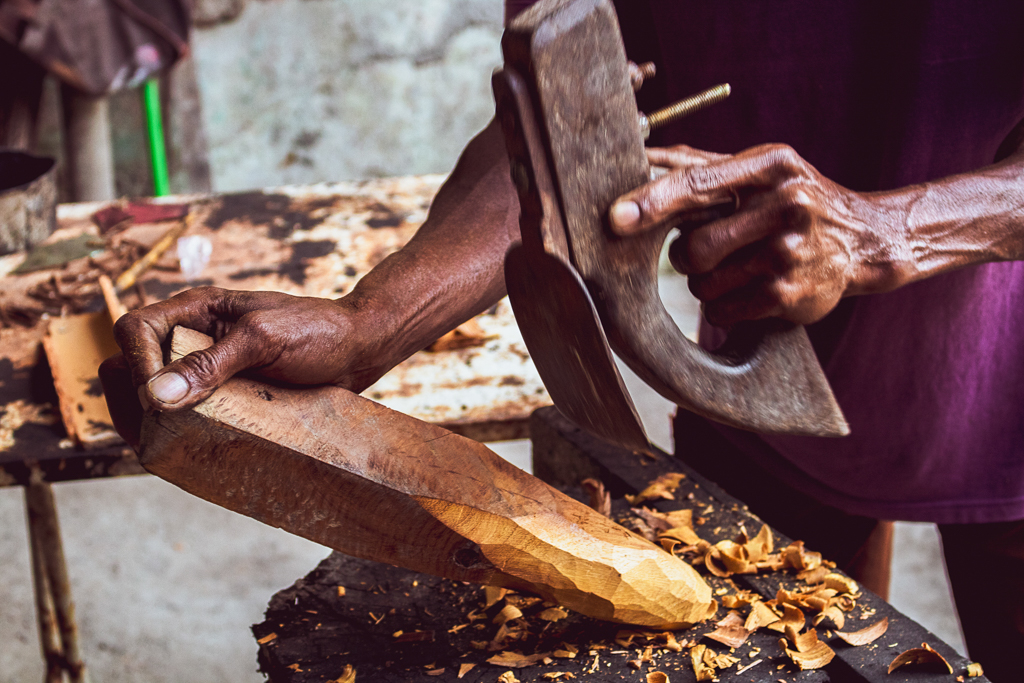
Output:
[0, 177, 550, 486]
[253, 408, 986, 683]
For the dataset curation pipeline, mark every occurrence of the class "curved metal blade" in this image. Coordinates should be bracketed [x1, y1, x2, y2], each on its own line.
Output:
[505, 245, 649, 452]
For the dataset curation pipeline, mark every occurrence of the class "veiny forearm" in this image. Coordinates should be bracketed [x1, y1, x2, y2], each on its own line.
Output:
[866, 147, 1024, 291]
[341, 118, 520, 370]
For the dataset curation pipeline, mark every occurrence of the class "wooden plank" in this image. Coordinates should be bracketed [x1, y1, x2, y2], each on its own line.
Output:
[138, 327, 712, 630]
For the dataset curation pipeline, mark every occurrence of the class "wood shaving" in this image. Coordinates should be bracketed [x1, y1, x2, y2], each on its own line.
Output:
[457, 663, 476, 678]
[625, 472, 686, 505]
[580, 478, 611, 517]
[493, 605, 523, 626]
[336, 586, 346, 597]
[967, 662, 984, 677]
[327, 664, 355, 683]
[497, 672, 520, 683]
[834, 617, 888, 646]
[487, 651, 552, 668]
[766, 604, 805, 633]
[256, 633, 277, 644]
[887, 643, 953, 674]
[646, 671, 669, 683]
[780, 627, 835, 670]
[484, 586, 508, 609]
[705, 610, 751, 648]
[538, 607, 568, 622]
[426, 668, 445, 676]
[744, 601, 780, 631]
[541, 673, 576, 680]
[823, 573, 860, 596]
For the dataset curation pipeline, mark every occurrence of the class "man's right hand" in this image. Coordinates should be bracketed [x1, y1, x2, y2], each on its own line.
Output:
[114, 286, 391, 412]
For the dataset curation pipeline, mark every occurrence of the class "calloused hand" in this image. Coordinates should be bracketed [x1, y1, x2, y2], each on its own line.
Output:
[112, 286, 393, 412]
[609, 144, 905, 326]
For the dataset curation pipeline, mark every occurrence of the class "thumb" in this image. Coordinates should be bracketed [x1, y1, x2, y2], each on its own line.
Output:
[143, 328, 263, 411]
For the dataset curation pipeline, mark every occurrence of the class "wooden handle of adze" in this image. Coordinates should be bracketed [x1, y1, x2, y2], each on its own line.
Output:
[106, 327, 713, 629]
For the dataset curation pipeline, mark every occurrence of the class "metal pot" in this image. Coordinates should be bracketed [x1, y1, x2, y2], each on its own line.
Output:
[0, 149, 58, 255]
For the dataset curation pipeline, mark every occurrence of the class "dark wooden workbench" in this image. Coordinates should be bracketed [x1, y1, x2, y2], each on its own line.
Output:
[253, 407, 986, 683]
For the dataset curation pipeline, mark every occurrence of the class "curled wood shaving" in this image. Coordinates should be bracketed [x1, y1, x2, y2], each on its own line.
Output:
[625, 472, 686, 505]
[497, 672, 520, 683]
[457, 662, 476, 678]
[484, 586, 507, 609]
[541, 673, 576, 680]
[887, 643, 953, 674]
[690, 645, 716, 682]
[580, 478, 611, 517]
[327, 664, 356, 683]
[493, 605, 523, 626]
[744, 601, 780, 631]
[813, 605, 846, 630]
[721, 590, 758, 610]
[705, 610, 751, 648]
[834, 617, 887, 646]
[823, 572, 860, 596]
[487, 651, 552, 668]
[779, 628, 835, 670]
[426, 668, 445, 676]
[781, 541, 823, 571]
[766, 604, 805, 633]
[967, 662, 984, 677]
[646, 673, 669, 683]
[797, 566, 829, 584]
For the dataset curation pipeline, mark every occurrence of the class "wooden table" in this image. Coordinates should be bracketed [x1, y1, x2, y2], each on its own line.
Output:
[0, 177, 551, 682]
[253, 407, 987, 683]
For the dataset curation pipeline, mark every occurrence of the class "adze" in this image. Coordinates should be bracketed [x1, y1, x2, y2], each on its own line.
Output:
[495, 0, 849, 451]
[100, 327, 714, 629]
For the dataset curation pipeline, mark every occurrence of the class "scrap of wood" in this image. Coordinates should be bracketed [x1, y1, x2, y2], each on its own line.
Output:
[887, 642, 953, 674]
[132, 327, 713, 629]
[834, 617, 888, 646]
[43, 312, 120, 448]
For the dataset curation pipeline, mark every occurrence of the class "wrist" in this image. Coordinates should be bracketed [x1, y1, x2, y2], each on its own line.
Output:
[845, 190, 919, 296]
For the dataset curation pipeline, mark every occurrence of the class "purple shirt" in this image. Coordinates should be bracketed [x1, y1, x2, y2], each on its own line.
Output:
[508, 1, 1024, 523]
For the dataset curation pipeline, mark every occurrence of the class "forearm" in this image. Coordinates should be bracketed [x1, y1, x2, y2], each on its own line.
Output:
[863, 138, 1024, 293]
[341, 118, 520, 370]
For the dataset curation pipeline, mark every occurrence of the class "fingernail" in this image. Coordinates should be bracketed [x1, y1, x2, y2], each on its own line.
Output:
[148, 372, 189, 404]
[610, 200, 641, 232]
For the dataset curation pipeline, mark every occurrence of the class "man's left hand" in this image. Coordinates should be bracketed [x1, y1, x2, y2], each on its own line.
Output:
[610, 144, 906, 326]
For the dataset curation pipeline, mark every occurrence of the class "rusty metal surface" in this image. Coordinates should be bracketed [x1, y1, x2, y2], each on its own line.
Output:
[0, 176, 550, 485]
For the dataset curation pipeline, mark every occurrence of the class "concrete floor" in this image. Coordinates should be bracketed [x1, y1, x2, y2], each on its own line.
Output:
[0, 274, 965, 681]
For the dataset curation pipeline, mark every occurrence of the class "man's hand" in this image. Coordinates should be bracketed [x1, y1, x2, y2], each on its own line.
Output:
[609, 144, 908, 326]
[114, 287, 392, 411]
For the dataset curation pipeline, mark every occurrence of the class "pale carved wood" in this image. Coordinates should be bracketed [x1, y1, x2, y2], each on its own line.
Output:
[135, 327, 713, 629]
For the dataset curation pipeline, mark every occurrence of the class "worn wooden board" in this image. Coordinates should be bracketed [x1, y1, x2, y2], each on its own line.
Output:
[41, 311, 119, 447]
[0, 178, 551, 485]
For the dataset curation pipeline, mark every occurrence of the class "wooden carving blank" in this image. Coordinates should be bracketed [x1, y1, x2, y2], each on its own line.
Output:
[137, 327, 713, 629]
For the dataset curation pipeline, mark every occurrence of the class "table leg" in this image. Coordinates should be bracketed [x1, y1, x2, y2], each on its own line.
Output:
[26, 497, 64, 683]
[24, 477, 90, 683]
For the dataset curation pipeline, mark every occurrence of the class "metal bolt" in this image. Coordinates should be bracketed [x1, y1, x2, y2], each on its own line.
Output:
[630, 61, 657, 91]
[638, 83, 732, 140]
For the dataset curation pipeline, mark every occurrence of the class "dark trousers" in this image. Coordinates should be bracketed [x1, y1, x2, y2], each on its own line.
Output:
[673, 410, 1024, 682]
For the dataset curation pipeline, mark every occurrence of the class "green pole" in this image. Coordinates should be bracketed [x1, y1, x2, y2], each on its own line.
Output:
[143, 78, 170, 197]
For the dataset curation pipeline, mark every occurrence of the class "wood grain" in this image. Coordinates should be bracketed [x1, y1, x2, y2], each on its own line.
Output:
[136, 327, 713, 629]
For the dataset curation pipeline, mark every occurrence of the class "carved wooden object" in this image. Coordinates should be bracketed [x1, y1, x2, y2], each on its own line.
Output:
[132, 327, 713, 629]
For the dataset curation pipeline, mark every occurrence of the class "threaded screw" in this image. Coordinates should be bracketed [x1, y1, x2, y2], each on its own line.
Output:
[639, 83, 732, 140]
